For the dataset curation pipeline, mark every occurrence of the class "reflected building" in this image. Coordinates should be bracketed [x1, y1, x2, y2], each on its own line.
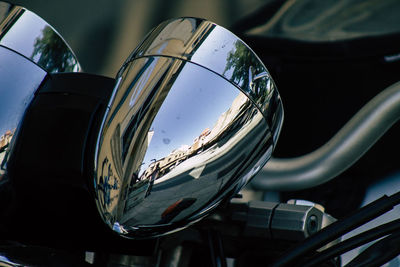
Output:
[0, 130, 14, 178]
[136, 92, 248, 186]
[121, 91, 251, 219]
[201, 93, 248, 145]
[0, 130, 13, 153]
[192, 128, 210, 152]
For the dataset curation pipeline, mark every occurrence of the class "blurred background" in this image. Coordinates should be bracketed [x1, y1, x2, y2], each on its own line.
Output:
[8, 0, 271, 77]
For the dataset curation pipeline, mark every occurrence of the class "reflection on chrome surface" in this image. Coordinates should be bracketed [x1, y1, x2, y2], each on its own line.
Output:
[0, 130, 13, 180]
[127, 18, 281, 128]
[0, 46, 48, 185]
[94, 18, 283, 238]
[0, 3, 81, 187]
[0, 255, 19, 267]
[0, 2, 81, 73]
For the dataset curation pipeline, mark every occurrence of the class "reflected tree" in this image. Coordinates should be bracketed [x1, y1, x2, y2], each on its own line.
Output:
[223, 41, 271, 109]
[223, 41, 266, 92]
[31, 26, 78, 73]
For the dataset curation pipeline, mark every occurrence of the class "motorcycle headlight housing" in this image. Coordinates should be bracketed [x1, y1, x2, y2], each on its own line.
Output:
[93, 18, 283, 238]
[0, 1, 80, 182]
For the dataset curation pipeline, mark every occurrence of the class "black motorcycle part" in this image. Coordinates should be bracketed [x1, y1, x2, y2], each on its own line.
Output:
[303, 218, 400, 267]
[271, 191, 400, 267]
[344, 230, 400, 267]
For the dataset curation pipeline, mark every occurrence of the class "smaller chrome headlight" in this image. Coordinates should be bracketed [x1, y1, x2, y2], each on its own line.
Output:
[0, 1, 80, 181]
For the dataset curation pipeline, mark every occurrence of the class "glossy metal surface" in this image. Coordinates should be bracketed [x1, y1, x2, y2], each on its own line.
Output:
[94, 18, 283, 238]
[0, 46, 47, 181]
[0, 2, 81, 73]
[0, 2, 81, 195]
[126, 17, 282, 139]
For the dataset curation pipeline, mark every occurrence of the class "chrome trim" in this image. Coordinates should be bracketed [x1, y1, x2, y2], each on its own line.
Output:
[0, 2, 81, 185]
[0, 2, 81, 73]
[126, 17, 280, 123]
[0, 46, 47, 181]
[94, 18, 283, 238]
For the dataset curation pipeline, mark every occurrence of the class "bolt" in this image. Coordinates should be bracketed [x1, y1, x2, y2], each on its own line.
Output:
[307, 215, 319, 235]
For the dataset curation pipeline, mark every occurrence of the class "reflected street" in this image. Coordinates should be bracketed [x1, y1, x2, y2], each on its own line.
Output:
[121, 107, 269, 226]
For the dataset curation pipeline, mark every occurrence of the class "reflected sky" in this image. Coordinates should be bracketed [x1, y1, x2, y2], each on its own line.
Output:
[0, 8, 80, 73]
[142, 61, 242, 170]
[190, 26, 236, 77]
[0, 10, 44, 58]
[131, 17, 274, 119]
[0, 46, 46, 136]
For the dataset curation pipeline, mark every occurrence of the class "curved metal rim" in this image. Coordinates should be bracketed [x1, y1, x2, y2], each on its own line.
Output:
[0, 3, 81, 73]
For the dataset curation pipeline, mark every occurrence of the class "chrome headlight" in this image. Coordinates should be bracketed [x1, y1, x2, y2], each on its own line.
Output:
[94, 18, 283, 238]
[0, 2, 80, 180]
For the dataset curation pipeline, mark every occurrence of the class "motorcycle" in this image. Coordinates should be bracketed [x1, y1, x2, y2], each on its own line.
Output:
[1, 0, 400, 266]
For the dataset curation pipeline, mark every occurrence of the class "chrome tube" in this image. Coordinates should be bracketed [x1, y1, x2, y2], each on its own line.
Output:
[253, 81, 400, 191]
[93, 18, 283, 238]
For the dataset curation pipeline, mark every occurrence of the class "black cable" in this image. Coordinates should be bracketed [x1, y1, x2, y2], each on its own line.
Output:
[344, 230, 400, 267]
[302, 218, 400, 266]
[270, 191, 400, 267]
